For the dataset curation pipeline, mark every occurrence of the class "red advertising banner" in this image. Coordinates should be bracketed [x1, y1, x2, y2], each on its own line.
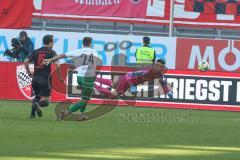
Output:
[176, 38, 240, 72]
[0, 0, 33, 28]
[0, 62, 27, 100]
[0, 62, 68, 101]
[37, 0, 240, 28]
[42, 0, 148, 18]
[1, 62, 240, 111]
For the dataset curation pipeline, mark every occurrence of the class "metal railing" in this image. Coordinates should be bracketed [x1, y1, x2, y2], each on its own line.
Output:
[31, 18, 240, 40]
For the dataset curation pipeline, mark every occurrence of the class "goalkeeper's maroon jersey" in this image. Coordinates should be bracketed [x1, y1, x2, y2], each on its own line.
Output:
[136, 65, 167, 84]
[116, 65, 167, 95]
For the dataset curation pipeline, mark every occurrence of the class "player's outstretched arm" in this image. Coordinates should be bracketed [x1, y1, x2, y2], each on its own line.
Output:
[54, 61, 64, 83]
[24, 58, 33, 78]
[42, 54, 66, 65]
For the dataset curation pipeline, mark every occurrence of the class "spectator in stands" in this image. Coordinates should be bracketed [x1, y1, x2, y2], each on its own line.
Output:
[18, 31, 34, 62]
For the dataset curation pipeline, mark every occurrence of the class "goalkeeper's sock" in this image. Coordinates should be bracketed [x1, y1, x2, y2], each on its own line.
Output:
[162, 82, 171, 95]
[69, 101, 87, 113]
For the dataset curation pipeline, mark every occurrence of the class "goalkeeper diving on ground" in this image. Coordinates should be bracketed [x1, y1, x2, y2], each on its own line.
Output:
[94, 59, 173, 99]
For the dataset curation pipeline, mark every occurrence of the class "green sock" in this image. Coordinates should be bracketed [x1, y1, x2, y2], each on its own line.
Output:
[69, 101, 87, 113]
[80, 102, 87, 113]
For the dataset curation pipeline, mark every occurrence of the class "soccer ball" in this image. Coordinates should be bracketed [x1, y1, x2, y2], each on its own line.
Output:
[198, 61, 209, 72]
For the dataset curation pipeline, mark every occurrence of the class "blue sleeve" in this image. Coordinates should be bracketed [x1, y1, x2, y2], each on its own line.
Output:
[27, 41, 34, 53]
[21, 40, 34, 55]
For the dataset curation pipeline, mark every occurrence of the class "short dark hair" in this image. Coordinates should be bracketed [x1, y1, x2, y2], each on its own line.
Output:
[156, 59, 166, 65]
[43, 35, 53, 45]
[83, 37, 92, 47]
[19, 31, 27, 37]
[143, 36, 150, 44]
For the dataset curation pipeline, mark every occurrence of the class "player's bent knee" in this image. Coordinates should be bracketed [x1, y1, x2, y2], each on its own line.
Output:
[39, 100, 49, 107]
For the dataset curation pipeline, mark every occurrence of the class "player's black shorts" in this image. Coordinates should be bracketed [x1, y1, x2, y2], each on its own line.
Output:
[32, 75, 52, 97]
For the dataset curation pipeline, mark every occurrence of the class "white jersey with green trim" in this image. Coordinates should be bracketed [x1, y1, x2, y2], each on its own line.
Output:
[65, 48, 102, 77]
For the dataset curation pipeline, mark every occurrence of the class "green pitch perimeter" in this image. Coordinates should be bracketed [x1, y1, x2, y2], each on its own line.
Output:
[0, 100, 240, 160]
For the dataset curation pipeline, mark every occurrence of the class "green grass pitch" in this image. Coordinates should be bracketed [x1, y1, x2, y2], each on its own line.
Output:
[0, 100, 240, 160]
